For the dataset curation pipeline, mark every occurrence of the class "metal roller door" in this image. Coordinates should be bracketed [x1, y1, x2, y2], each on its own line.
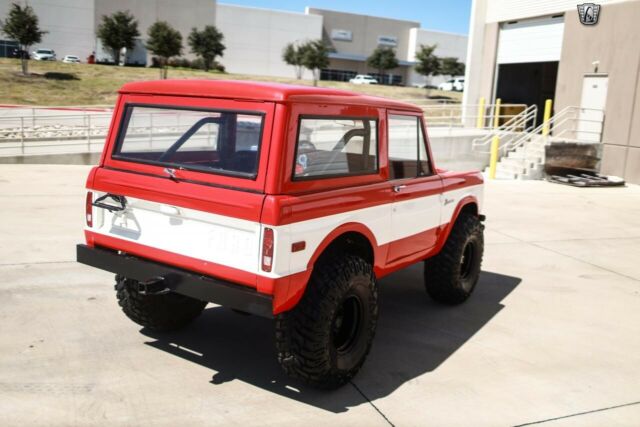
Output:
[497, 16, 565, 64]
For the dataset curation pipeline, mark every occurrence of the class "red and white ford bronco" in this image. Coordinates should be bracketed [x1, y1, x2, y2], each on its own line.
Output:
[77, 80, 484, 388]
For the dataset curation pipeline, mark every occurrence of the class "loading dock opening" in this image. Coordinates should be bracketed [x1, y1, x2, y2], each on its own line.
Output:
[496, 61, 558, 126]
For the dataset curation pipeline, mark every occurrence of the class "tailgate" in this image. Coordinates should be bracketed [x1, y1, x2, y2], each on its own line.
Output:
[86, 167, 266, 289]
[84, 96, 276, 288]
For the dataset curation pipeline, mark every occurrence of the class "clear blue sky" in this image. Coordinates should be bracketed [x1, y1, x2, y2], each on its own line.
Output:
[221, 0, 472, 34]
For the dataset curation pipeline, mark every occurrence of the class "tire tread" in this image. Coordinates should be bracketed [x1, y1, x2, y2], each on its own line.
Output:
[115, 275, 207, 332]
[275, 254, 377, 389]
[424, 214, 484, 304]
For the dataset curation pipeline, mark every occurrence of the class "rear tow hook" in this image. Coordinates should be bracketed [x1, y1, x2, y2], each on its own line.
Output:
[137, 277, 171, 295]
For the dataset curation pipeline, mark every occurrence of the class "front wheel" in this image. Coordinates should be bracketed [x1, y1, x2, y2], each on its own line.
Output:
[424, 213, 484, 305]
[275, 255, 378, 389]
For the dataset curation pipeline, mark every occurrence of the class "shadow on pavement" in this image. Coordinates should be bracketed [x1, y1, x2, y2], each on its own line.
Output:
[141, 265, 521, 413]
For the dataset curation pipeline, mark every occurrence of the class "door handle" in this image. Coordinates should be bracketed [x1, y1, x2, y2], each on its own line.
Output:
[393, 185, 407, 193]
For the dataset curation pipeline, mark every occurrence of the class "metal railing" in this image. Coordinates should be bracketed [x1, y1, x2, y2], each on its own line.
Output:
[505, 106, 605, 153]
[415, 102, 528, 128]
[0, 109, 223, 156]
[0, 103, 605, 160]
[0, 111, 114, 155]
[471, 104, 538, 153]
[0, 105, 112, 120]
[488, 106, 606, 177]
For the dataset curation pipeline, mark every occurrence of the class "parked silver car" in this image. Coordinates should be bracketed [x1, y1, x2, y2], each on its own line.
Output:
[438, 77, 465, 92]
[32, 49, 56, 61]
[62, 55, 81, 64]
[349, 75, 378, 85]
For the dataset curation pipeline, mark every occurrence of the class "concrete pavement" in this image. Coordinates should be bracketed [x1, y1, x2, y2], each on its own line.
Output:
[0, 164, 639, 426]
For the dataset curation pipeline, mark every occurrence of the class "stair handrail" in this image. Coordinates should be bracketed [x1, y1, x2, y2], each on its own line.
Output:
[490, 106, 605, 179]
[471, 104, 538, 153]
[504, 106, 604, 153]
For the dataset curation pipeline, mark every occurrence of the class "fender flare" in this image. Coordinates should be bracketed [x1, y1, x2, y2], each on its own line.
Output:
[272, 222, 380, 315]
[305, 222, 381, 271]
[434, 196, 480, 254]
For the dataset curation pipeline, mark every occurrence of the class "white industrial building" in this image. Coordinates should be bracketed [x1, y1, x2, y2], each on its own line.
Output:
[216, 4, 322, 79]
[0, 0, 467, 86]
[464, 0, 640, 183]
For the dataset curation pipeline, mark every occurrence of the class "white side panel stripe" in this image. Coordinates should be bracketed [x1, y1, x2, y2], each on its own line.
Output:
[87, 184, 483, 279]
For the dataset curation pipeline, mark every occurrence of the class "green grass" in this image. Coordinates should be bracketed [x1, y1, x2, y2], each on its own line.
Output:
[0, 58, 461, 106]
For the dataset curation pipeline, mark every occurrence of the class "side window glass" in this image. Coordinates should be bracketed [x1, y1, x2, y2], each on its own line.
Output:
[418, 123, 431, 175]
[293, 118, 378, 179]
[388, 114, 431, 179]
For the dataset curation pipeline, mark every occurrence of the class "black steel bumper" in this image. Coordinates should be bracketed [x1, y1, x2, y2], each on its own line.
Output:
[76, 244, 273, 318]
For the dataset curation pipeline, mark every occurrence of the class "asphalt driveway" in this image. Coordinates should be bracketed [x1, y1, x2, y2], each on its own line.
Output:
[1, 165, 639, 426]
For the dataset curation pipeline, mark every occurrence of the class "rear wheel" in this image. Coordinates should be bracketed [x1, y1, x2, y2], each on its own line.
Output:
[424, 213, 484, 304]
[275, 254, 378, 389]
[115, 275, 207, 332]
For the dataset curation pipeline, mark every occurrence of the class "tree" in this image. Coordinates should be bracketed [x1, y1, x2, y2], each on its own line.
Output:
[188, 25, 225, 72]
[96, 10, 140, 66]
[414, 44, 441, 88]
[0, 3, 46, 75]
[301, 40, 331, 86]
[146, 21, 183, 79]
[440, 57, 465, 77]
[367, 46, 398, 85]
[282, 42, 308, 79]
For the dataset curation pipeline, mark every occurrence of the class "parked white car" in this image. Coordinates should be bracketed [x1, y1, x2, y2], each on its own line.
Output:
[32, 49, 56, 61]
[349, 75, 378, 85]
[62, 55, 81, 64]
[438, 77, 465, 92]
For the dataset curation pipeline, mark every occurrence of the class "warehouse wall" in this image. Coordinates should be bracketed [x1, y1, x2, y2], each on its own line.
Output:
[0, 0, 95, 59]
[307, 8, 418, 63]
[485, 0, 628, 23]
[555, 1, 640, 183]
[94, 0, 217, 63]
[406, 28, 467, 87]
[216, 4, 322, 79]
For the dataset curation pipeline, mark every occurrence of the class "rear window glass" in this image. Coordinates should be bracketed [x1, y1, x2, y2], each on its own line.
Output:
[294, 117, 377, 179]
[113, 106, 264, 178]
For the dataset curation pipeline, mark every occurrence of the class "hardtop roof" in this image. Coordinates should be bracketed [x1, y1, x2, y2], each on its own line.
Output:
[119, 79, 422, 112]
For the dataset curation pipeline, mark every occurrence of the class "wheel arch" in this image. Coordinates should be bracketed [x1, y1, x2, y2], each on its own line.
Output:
[307, 223, 380, 270]
[272, 223, 380, 315]
[436, 196, 481, 253]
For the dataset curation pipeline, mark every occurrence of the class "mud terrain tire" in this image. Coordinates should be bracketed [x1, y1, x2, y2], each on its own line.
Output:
[424, 213, 484, 305]
[115, 275, 207, 332]
[275, 255, 378, 389]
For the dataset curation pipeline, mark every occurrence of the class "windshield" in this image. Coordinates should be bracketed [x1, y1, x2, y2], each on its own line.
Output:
[37, 49, 52, 54]
[113, 105, 264, 179]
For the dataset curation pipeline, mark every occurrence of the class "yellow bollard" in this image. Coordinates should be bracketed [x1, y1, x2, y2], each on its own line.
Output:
[476, 97, 485, 129]
[489, 136, 499, 179]
[493, 98, 502, 129]
[542, 99, 553, 137]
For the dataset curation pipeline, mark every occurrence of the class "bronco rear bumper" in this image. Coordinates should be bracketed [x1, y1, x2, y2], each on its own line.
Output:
[76, 244, 273, 318]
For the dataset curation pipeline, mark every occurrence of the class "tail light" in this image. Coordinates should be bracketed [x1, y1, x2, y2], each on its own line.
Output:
[85, 191, 93, 227]
[261, 227, 274, 272]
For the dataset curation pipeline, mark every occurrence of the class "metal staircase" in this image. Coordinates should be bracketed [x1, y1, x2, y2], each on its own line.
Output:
[472, 106, 604, 180]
